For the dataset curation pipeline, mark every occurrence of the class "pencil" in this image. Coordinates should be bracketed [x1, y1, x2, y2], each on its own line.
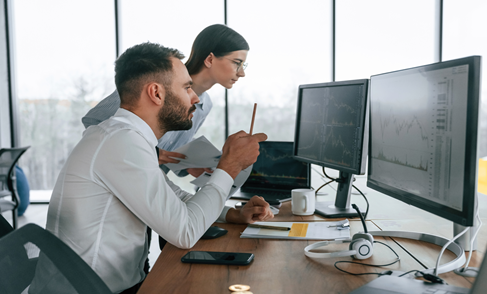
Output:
[248, 224, 291, 231]
[249, 103, 257, 135]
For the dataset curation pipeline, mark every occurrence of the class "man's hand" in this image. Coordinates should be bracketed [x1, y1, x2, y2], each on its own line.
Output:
[226, 196, 274, 224]
[186, 168, 213, 178]
[158, 149, 186, 165]
[217, 131, 268, 179]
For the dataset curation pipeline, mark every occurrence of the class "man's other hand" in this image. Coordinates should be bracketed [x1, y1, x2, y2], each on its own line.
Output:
[226, 196, 274, 224]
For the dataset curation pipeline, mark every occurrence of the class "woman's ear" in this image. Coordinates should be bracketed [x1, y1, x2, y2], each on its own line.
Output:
[204, 53, 214, 69]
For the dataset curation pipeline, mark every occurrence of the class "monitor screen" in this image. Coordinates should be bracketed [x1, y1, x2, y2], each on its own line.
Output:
[293, 79, 369, 175]
[367, 56, 481, 226]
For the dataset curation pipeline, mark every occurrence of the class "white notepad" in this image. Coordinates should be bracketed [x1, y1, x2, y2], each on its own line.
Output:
[240, 220, 351, 240]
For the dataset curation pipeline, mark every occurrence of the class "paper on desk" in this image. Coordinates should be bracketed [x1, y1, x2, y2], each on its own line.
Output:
[240, 220, 350, 240]
[190, 165, 252, 199]
[164, 136, 222, 173]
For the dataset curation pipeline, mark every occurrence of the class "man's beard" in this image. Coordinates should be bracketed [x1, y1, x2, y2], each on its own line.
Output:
[158, 89, 196, 133]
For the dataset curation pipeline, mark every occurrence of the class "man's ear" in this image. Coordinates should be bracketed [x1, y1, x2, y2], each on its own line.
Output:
[204, 53, 214, 69]
[146, 83, 165, 106]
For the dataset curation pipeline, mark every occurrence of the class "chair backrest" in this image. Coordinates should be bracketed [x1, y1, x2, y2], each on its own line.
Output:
[0, 146, 30, 192]
[0, 223, 112, 294]
[0, 214, 13, 238]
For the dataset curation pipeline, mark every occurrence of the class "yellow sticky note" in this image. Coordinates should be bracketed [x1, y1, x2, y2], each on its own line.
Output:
[289, 223, 308, 237]
[479, 159, 487, 195]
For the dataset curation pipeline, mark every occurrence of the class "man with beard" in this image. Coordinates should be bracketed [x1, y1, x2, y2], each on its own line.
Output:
[38, 42, 272, 293]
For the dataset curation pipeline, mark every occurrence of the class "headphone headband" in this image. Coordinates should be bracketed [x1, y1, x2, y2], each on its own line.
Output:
[304, 239, 355, 258]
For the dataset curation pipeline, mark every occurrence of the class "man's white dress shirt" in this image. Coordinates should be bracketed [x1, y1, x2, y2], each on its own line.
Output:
[44, 109, 233, 293]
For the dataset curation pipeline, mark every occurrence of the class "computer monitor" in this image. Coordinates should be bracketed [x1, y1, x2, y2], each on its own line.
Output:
[293, 79, 370, 218]
[367, 56, 481, 227]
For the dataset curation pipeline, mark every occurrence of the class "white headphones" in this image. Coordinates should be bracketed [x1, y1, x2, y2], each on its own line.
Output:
[304, 232, 374, 260]
[304, 204, 374, 260]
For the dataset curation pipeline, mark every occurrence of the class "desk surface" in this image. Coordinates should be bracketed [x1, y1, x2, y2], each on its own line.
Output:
[138, 178, 486, 294]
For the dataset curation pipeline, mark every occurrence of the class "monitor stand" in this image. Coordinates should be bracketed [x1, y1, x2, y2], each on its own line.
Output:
[314, 171, 364, 218]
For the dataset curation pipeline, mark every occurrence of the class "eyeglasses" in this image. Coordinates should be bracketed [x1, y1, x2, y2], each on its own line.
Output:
[223, 57, 248, 72]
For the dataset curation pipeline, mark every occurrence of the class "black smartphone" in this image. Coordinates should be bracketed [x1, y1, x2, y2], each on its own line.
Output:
[181, 251, 254, 265]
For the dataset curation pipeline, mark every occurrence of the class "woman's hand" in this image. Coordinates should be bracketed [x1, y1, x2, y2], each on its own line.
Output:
[186, 168, 214, 178]
[158, 149, 186, 165]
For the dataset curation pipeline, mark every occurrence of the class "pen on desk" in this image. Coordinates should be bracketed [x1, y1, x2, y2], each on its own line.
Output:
[249, 103, 257, 135]
[248, 224, 291, 231]
[328, 223, 349, 228]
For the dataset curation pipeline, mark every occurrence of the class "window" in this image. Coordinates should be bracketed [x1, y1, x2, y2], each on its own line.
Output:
[443, 0, 487, 157]
[13, 0, 115, 199]
[9, 1, 484, 197]
[227, 0, 333, 141]
[336, 0, 438, 80]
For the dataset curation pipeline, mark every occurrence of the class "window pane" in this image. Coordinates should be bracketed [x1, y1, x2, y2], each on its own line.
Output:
[443, 0, 487, 157]
[227, 0, 333, 141]
[336, 0, 437, 81]
[14, 0, 115, 194]
[120, 0, 222, 55]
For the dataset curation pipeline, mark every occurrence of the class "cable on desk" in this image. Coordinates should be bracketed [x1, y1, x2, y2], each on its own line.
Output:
[398, 270, 446, 284]
[434, 225, 469, 277]
[333, 241, 400, 276]
[461, 210, 482, 272]
[398, 269, 421, 277]
[352, 184, 369, 220]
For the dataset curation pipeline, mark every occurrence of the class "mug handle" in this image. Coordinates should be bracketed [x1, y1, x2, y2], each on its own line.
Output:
[303, 196, 308, 212]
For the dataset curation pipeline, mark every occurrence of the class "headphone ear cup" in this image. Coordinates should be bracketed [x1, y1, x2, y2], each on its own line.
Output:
[349, 238, 373, 260]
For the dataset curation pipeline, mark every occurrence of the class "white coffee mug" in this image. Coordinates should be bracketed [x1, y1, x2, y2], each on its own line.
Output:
[291, 188, 315, 216]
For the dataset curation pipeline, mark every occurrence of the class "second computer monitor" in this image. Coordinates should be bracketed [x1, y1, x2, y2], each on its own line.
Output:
[293, 79, 369, 217]
[367, 56, 481, 227]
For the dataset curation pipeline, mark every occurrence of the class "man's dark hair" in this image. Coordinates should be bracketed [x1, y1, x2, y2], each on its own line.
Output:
[115, 42, 185, 107]
[185, 24, 249, 75]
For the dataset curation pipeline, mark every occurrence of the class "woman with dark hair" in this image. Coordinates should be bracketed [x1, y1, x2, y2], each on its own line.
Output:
[82, 24, 249, 178]
[186, 23, 249, 77]
[168, 24, 249, 176]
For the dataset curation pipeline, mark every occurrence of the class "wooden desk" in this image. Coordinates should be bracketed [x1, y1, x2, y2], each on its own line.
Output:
[138, 199, 478, 294]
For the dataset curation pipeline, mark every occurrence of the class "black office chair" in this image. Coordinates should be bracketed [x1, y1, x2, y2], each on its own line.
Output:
[0, 222, 112, 294]
[0, 146, 30, 229]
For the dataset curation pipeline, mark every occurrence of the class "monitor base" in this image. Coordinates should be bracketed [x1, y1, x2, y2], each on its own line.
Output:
[454, 267, 479, 278]
[314, 201, 364, 218]
[371, 230, 466, 275]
